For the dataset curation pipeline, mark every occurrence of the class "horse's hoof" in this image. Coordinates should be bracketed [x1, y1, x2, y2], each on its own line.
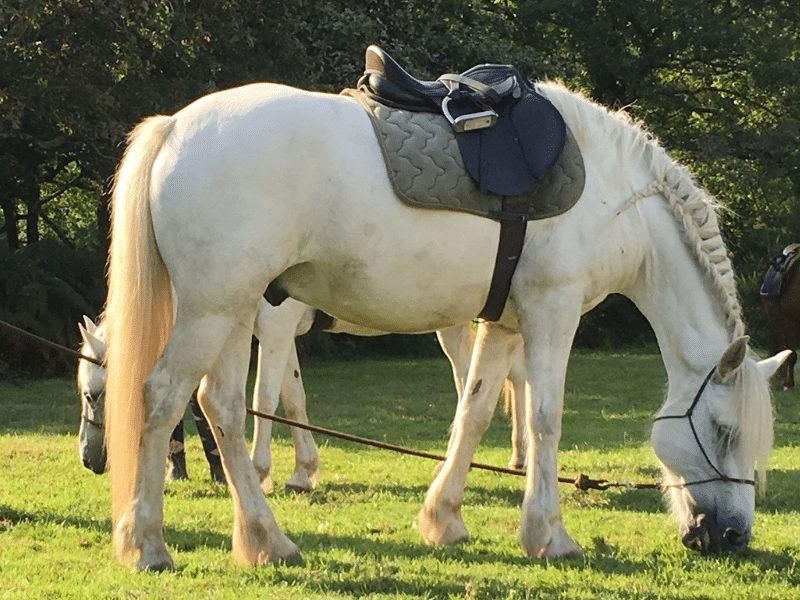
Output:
[209, 464, 227, 484]
[166, 462, 189, 481]
[136, 558, 175, 572]
[284, 482, 312, 494]
[521, 520, 582, 560]
[274, 548, 304, 566]
[417, 506, 470, 546]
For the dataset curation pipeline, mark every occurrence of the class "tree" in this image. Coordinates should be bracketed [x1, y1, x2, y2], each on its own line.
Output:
[516, 0, 800, 340]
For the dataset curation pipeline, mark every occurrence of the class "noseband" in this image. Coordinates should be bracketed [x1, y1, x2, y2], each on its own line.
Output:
[653, 366, 755, 488]
[80, 391, 104, 429]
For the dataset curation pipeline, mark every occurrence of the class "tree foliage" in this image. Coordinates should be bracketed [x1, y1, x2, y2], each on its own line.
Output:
[1, 0, 798, 373]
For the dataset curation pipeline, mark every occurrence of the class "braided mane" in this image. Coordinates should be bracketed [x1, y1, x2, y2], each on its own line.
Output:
[538, 81, 745, 340]
[538, 82, 771, 484]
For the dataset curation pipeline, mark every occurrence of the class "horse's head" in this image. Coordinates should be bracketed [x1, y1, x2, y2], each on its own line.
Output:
[651, 337, 790, 553]
[77, 315, 108, 474]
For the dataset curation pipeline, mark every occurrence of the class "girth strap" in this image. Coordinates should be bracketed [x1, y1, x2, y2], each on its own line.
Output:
[478, 215, 527, 321]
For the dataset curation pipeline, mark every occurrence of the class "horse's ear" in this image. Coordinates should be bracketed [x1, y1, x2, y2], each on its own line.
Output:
[79, 322, 107, 359]
[756, 349, 794, 380]
[717, 336, 749, 382]
[82, 315, 98, 335]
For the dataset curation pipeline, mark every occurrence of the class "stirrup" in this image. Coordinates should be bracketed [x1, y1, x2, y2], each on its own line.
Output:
[441, 96, 498, 132]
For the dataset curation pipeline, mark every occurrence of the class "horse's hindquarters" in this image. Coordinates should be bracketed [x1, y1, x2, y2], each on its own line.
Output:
[151, 84, 502, 333]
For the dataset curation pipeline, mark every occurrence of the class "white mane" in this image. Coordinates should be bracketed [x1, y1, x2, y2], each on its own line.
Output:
[537, 81, 768, 482]
[537, 81, 745, 339]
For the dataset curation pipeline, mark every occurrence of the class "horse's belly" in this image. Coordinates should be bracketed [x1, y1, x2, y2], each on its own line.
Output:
[278, 214, 499, 333]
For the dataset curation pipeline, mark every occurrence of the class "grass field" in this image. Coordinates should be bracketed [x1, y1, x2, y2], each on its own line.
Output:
[1, 351, 799, 599]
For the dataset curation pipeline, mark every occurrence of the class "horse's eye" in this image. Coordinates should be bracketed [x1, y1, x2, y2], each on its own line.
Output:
[83, 391, 105, 406]
[715, 423, 737, 448]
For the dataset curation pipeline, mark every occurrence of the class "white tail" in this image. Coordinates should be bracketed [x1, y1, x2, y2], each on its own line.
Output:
[104, 115, 176, 555]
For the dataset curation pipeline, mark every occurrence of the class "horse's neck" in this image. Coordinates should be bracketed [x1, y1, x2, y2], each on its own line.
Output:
[627, 201, 733, 382]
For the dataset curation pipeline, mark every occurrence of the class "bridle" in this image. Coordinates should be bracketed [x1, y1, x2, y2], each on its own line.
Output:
[653, 366, 755, 489]
[80, 390, 104, 429]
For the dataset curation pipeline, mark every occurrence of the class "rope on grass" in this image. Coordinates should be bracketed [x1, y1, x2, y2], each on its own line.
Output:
[0, 317, 662, 492]
[247, 407, 662, 491]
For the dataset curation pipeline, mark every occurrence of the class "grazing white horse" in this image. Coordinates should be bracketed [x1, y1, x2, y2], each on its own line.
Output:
[79, 299, 527, 491]
[250, 298, 528, 493]
[103, 77, 788, 570]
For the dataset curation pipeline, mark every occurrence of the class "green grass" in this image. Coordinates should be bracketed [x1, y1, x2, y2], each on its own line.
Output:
[1, 353, 799, 599]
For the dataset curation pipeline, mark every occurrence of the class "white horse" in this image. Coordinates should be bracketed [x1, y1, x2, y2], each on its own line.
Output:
[250, 298, 528, 493]
[103, 77, 789, 570]
[78, 315, 227, 484]
[79, 299, 527, 491]
[77, 303, 320, 491]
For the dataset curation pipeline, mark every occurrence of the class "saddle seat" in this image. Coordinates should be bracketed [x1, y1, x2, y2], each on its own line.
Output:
[361, 45, 447, 112]
[761, 243, 800, 298]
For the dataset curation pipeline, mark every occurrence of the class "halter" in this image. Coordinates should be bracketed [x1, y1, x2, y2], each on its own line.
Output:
[653, 366, 755, 488]
[80, 390, 104, 429]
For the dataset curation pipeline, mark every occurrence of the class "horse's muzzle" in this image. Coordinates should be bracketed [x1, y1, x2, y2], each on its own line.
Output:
[681, 514, 750, 553]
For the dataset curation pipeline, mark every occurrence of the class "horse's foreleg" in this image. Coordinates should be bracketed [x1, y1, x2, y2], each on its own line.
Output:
[518, 293, 582, 560]
[281, 345, 320, 493]
[165, 418, 189, 481]
[419, 321, 521, 546]
[189, 395, 226, 483]
[434, 324, 477, 473]
[436, 324, 476, 399]
[197, 321, 300, 566]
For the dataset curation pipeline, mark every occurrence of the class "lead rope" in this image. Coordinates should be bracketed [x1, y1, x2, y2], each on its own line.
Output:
[246, 407, 662, 491]
[0, 318, 661, 492]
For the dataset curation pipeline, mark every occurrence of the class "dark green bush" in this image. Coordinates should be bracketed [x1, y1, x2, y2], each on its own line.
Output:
[0, 239, 104, 377]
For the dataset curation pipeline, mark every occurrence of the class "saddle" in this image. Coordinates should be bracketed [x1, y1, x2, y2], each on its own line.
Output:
[358, 45, 567, 197]
[760, 244, 800, 299]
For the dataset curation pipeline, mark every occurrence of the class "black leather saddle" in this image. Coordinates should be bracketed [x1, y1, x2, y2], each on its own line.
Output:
[357, 45, 566, 197]
[761, 244, 800, 298]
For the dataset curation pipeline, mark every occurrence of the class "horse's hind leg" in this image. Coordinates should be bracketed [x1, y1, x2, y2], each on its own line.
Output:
[166, 419, 189, 481]
[197, 319, 300, 565]
[419, 321, 522, 546]
[115, 318, 228, 571]
[281, 345, 320, 493]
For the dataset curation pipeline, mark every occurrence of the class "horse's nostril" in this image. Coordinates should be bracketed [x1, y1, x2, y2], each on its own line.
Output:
[682, 515, 711, 552]
[683, 535, 705, 552]
[723, 527, 746, 550]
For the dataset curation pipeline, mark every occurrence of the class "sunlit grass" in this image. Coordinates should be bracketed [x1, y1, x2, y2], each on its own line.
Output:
[1, 354, 798, 599]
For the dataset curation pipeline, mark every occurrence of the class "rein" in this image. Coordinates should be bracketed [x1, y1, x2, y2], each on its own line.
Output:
[652, 366, 755, 488]
[246, 406, 661, 491]
[1, 317, 662, 492]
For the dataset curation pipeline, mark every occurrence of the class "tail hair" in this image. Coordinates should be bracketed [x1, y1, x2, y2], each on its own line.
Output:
[104, 116, 176, 541]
